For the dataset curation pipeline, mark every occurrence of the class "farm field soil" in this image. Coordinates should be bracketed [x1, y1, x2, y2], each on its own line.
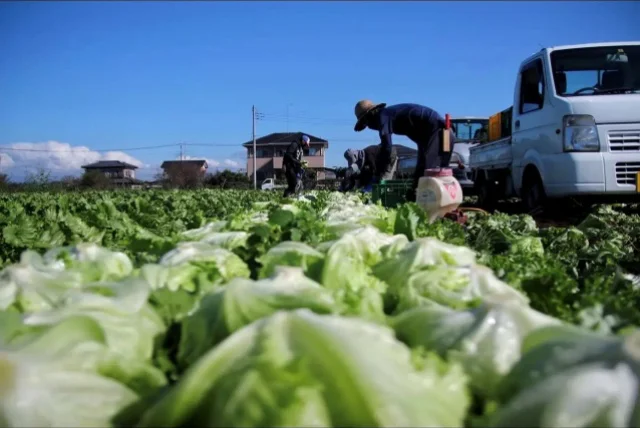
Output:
[0, 189, 639, 427]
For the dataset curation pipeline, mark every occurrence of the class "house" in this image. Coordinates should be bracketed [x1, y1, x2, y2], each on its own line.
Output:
[81, 160, 139, 179]
[81, 160, 142, 187]
[160, 160, 208, 176]
[242, 132, 329, 183]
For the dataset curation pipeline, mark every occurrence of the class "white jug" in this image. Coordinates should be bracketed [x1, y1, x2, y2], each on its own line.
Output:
[415, 168, 463, 223]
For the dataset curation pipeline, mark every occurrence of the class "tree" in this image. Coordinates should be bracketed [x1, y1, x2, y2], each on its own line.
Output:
[25, 167, 51, 190]
[0, 173, 8, 190]
[80, 170, 112, 189]
[205, 170, 251, 189]
[163, 164, 204, 189]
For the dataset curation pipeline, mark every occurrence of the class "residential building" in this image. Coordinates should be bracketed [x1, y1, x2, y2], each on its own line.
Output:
[160, 160, 209, 176]
[81, 160, 142, 186]
[242, 132, 329, 183]
[81, 160, 138, 178]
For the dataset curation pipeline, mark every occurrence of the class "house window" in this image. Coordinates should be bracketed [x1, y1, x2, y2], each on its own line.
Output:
[308, 147, 318, 156]
[519, 58, 545, 114]
[256, 149, 272, 158]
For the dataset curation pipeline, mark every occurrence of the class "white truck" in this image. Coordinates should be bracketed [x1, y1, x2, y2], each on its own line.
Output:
[260, 178, 286, 191]
[470, 41, 640, 212]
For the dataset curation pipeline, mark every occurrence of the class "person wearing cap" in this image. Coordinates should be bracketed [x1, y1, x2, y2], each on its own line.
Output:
[341, 144, 398, 192]
[353, 100, 455, 201]
[282, 134, 310, 197]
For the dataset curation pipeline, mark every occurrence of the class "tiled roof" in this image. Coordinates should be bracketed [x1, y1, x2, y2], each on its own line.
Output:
[161, 160, 208, 168]
[394, 144, 418, 158]
[242, 132, 329, 147]
[81, 160, 139, 169]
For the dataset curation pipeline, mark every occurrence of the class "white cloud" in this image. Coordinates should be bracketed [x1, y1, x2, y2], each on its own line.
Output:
[0, 141, 145, 180]
[177, 156, 241, 171]
[223, 159, 241, 169]
[0, 140, 243, 181]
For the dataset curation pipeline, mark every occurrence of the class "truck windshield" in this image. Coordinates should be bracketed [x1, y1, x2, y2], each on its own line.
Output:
[451, 119, 489, 142]
[550, 45, 640, 96]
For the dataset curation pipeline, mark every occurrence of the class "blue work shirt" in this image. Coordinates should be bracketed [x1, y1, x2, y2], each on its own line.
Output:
[377, 103, 445, 152]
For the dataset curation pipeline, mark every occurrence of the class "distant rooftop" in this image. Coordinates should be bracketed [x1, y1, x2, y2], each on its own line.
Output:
[81, 160, 139, 170]
[161, 159, 208, 169]
[242, 132, 329, 148]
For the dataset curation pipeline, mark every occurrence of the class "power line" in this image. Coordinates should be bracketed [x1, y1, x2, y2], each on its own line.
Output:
[0, 143, 179, 153]
[259, 112, 352, 124]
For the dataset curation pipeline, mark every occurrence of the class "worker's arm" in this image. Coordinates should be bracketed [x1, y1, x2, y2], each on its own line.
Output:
[283, 143, 301, 167]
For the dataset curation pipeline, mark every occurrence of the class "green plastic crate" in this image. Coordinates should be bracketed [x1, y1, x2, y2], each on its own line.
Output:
[372, 179, 413, 208]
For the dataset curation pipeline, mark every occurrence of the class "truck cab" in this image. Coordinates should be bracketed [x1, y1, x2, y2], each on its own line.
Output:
[470, 41, 640, 211]
[261, 178, 284, 191]
[396, 117, 488, 189]
[450, 117, 489, 188]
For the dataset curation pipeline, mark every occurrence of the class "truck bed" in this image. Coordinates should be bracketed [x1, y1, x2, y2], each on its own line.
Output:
[469, 137, 512, 170]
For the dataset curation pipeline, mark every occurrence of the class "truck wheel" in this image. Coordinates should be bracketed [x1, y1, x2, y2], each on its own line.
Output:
[521, 171, 546, 215]
[475, 174, 497, 211]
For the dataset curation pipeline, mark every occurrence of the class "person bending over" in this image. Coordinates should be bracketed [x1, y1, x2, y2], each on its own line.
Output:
[353, 100, 455, 201]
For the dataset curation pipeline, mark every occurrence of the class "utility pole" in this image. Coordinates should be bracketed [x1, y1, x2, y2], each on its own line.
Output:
[179, 142, 185, 161]
[252, 105, 257, 189]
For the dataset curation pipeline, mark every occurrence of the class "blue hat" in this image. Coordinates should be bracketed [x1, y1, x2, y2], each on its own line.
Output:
[301, 135, 310, 144]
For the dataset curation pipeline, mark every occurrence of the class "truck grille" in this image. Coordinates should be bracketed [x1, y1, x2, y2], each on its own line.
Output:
[608, 130, 640, 151]
[615, 162, 640, 185]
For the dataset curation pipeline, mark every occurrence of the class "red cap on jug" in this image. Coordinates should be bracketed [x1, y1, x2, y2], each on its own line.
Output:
[425, 168, 453, 177]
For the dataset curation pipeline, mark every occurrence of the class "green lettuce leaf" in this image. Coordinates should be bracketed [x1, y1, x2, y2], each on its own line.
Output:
[392, 294, 561, 398]
[177, 267, 336, 368]
[490, 325, 640, 427]
[119, 309, 470, 428]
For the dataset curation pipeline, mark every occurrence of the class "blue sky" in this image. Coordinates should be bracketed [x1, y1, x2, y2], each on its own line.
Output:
[0, 1, 638, 180]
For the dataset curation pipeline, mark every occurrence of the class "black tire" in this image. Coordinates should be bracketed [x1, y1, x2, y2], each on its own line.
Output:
[521, 169, 546, 215]
[475, 174, 497, 211]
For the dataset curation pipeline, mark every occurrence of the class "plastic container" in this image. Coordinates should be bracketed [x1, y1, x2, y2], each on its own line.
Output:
[372, 179, 413, 208]
[415, 168, 463, 222]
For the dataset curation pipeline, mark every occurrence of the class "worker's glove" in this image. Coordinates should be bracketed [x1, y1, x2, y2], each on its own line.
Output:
[301, 160, 309, 168]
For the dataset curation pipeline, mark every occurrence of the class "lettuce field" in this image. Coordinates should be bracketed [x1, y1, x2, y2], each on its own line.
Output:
[1, 189, 640, 427]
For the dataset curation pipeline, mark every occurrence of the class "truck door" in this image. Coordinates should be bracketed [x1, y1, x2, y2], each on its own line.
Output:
[511, 56, 558, 194]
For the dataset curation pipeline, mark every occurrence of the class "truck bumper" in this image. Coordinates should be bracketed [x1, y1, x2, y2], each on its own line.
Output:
[544, 152, 640, 197]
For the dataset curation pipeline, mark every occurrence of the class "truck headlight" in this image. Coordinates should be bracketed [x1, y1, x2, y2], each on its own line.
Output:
[563, 115, 600, 152]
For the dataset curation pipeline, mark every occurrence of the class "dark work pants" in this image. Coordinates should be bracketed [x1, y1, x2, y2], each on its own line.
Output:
[408, 129, 456, 201]
[283, 168, 299, 197]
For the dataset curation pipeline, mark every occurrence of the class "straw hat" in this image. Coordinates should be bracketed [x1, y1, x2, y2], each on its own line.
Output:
[354, 99, 386, 132]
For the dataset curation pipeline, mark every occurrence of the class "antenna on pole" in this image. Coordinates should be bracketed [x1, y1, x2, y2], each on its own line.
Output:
[252, 105, 257, 190]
